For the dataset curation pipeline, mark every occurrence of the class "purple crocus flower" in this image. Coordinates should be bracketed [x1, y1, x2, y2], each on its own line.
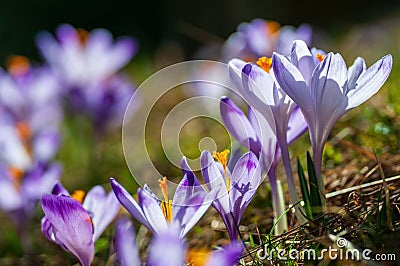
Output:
[228, 56, 308, 223]
[0, 161, 61, 227]
[110, 173, 215, 239]
[36, 24, 138, 131]
[41, 182, 120, 266]
[199, 150, 262, 240]
[0, 57, 62, 164]
[223, 18, 312, 61]
[0, 56, 62, 135]
[220, 96, 307, 232]
[272, 40, 393, 199]
[0, 58, 62, 223]
[114, 215, 243, 266]
[114, 216, 141, 266]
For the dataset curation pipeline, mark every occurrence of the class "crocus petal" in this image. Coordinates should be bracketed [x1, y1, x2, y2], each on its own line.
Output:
[138, 188, 168, 235]
[32, 129, 61, 162]
[41, 216, 57, 242]
[115, 216, 141, 266]
[290, 40, 315, 85]
[200, 151, 226, 193]
[174, 190, 217, 238]
[230, 152, 262, 192]
[51, 181, 70, 196]
[83, 186, 120, 241]
[200, 151, 230, 215]
[228, 58, 247, 93]
[272, 53, 312, 115]
[228, 59, 270, 117]
[347, 57, 366, 91]
[175, 158, 204, 205]
[248, 106, 277, 172]
[22, 163, 61, 204]
[220, 97, 260, 154]
[110, 178, 151, 229]
[56, 24, 79, 46]
[41, 194, 94, 266]
[310, 53, 349, 144]
[241, 63, 275, 105]
[0, 167, 22, 211]
[147, 228, 185, 266]
[206, 241, 243, 266]
[0, 126, 32, 170]
[230, 152, 261, 222]
[286, 107, 308, 145]
[346, 54, 393, 110]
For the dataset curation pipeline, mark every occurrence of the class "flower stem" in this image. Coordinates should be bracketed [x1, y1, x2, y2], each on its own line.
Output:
[279, 137, 307, 224]
[312, 144, 327, 208]
[268, 171, 288, 235]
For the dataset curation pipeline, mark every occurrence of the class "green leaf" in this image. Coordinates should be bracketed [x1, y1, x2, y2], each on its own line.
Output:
[307, 151, 322, 209]
[297, 157, 312, 219]
[249, 234, 255, 248]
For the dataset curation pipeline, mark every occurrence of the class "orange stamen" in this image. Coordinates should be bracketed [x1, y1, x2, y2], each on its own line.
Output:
[256, 56, 272, 73]
[316, 53, 325, 62]
[16, 122, 31, 142]
[6, 55, 30, 76]
[71, 190, 86, 203]
[9, 166, 24, 190]
[265, 21, 280, 35]
[77, 28, 89, 45]
[187, 248, 211, 266]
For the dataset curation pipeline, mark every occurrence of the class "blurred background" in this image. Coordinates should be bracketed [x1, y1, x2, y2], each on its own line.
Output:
[0, 0, 399, 63]
[1, 0, 400, 264]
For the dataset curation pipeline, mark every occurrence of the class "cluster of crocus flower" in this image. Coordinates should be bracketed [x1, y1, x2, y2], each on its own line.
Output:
[36, 24, 138, 131]
[0, 56, 62, 226]
[220, 96, 307, 231]
[41, 160, 248, 264]
[18, 19, 392, 266]
[226, 52, 310, 225]
[224, 39, 392, 217]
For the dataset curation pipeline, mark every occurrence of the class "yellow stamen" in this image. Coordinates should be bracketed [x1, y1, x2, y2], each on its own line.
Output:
[226, 176, 231, 192]
[71, 190, 85, 203]
[6, 55, 30, 76]
[160, 199, 173, 222]
[158, 176, 169, 202]
[213, 149, 231, 192]
[77, 28, 89, 45]
[316, 53, 325, 62]
[212, 149, 230, 174]
[158, 177, 173, 222]
[256, 56, 272, 73]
